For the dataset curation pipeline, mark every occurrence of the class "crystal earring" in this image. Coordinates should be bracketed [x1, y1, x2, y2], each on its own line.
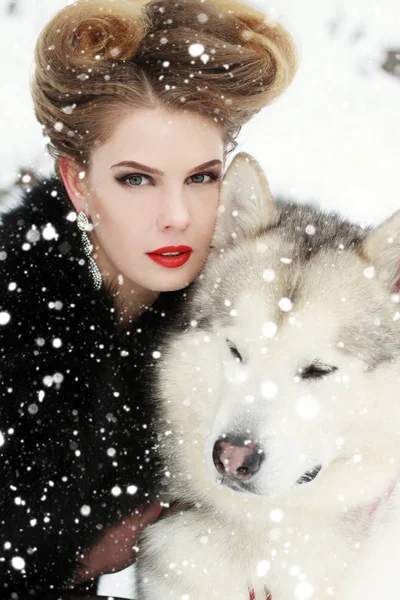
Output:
[76, 211, 102, 291]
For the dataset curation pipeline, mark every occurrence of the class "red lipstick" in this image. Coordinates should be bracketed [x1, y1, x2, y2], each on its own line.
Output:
[147, 245, 192, 269]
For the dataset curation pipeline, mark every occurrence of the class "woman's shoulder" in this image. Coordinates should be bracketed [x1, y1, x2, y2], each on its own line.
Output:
[0, 176, 74, 251]
[0, 176, 114, 345]
[0, 176, 98, 293]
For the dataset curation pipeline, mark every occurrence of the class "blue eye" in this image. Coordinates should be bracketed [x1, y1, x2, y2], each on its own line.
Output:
[191, 173, 211, 184]
[190, 172, 222, 184]
[116, 174, 150, 187]
[116, 171, 222, 188]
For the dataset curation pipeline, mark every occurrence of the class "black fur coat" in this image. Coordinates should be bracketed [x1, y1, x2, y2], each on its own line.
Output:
[0, 178, 185, 598]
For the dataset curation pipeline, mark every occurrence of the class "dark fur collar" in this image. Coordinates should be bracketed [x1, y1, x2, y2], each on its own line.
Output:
[0, 177, 185, 596]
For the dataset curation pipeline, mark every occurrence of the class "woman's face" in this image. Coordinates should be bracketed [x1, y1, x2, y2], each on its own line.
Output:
[62, 107, 225, 298]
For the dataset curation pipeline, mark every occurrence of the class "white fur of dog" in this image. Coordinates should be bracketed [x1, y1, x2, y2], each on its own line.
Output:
[137, 153, 400, 599]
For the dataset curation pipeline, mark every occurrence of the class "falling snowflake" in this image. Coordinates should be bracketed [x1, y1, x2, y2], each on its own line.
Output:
[43, 375, 53, 387]
[0, 312, 10, 326]
[295, 581, 314, 599]
[260, 381, 278, 399]
[363, 266, 375, 279]
[197, 13, 209, 24]
[26, 227, 40, 243]
[62, 104, 76, 115]
[42, 223, 58, 241]
[305, 224, 316, 236]
[270, 509, 284, 523]
[263, 269, 275, 282]
[188, 43, 205, 57]
[256, 559, 270, 577]
[278, 298, 292, 312]
[11, 557, 25, 571]
[262, 322, 277, 338]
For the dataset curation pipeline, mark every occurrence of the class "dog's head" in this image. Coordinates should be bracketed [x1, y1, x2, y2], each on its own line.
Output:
[156, 153, 400, 514]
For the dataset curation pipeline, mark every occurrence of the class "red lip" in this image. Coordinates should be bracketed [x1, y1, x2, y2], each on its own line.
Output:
[146, 245, 193, 269]
[148, 245, 192, 254]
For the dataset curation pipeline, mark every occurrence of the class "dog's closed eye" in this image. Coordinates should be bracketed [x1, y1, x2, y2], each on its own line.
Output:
[226, 339, 243, 363]
[299, 361, 337, 380]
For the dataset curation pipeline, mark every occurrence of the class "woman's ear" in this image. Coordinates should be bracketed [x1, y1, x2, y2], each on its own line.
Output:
[59, 156, 88, 213]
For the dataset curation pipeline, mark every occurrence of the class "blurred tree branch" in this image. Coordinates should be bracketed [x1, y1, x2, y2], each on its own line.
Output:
[382, 49, 400, 79]
[6, 0, 18, 15]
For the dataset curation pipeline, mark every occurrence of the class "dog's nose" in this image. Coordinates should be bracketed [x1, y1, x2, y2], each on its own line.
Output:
[213, 435, 264, 481]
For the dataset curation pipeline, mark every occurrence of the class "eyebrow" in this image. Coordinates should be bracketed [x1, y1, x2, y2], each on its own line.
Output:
[110, 159, 222, 175]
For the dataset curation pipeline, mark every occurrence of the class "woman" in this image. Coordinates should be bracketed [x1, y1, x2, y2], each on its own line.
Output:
[0, 0, 297, 597]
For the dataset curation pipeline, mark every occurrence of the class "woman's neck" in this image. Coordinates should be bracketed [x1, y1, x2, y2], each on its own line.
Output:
[90, 232, 159, 326]
[111, 277, 159, 327]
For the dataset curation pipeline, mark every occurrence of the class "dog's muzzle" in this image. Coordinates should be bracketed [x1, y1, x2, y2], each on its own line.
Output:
[213, 434, 265, 487]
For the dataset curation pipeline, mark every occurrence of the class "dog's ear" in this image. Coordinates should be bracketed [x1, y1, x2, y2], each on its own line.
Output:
[362, 210, 400, 293]
[211, 152, 276, 250]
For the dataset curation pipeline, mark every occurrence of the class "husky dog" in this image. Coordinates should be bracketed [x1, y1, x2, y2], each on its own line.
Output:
[137, 153, 400, 599]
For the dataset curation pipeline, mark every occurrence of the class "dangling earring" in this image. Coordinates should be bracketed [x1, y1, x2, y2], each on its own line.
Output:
[76, 211, 102, 291]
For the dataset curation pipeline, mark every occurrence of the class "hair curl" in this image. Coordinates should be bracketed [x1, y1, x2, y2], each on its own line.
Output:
[31, 0, 298, 179]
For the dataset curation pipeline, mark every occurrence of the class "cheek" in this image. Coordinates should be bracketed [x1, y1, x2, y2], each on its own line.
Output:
[193, 195, 220, 239]
[89, 190, 154, 235]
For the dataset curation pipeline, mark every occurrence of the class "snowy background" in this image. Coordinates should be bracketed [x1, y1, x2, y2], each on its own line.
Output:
[0, 0, 399, 597]
[1, 0, 399, 227]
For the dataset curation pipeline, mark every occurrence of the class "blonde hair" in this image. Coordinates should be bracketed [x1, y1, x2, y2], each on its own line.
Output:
[31, 0, 298, 179]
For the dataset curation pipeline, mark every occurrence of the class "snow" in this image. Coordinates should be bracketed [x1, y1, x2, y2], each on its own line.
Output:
[0, 311, 11, 325]
[260, 380, 278, 399]
[80, 505, 91, 517]
[243, 0, 400, 225]
[278, 297, 293, 312]
[295, 581, 314, 599]
[188, 42, 205, 57]
[269, 508, 284, 523]
[256, 559, 271, 577]
[263, 269, 276, 282]
[111, 485, 123, 497]
[11, 556, 25, 571]
[0, 0, 399, 596]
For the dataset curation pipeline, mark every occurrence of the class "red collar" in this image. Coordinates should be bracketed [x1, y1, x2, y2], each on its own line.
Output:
[367, 476, 397, 517]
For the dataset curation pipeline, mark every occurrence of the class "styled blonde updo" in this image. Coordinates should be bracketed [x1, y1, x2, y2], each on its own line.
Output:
[31, 0, 298, 179]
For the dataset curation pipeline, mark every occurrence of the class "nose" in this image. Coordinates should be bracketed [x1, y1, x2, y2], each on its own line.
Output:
[157, 195, 191, 232]
[213, 434, 264, 481]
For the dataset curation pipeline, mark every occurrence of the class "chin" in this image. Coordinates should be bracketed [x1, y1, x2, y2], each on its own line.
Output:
[148, 269, 201, 293]
[146, 275, 192, 293]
